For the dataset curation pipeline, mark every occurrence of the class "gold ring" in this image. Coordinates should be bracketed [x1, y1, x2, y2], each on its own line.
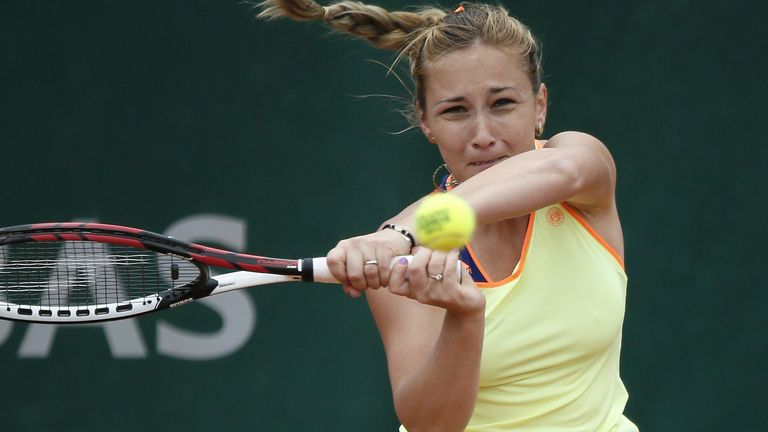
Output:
[428, 273, 443, 281]
[364, 260, 378, 266]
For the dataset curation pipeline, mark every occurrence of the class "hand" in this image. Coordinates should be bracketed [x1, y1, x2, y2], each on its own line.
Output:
[326, 228, 413, 298]
[387, 248, 485, 317]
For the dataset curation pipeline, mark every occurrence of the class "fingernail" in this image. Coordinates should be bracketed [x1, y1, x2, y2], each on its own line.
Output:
[398, 257, 408, 265]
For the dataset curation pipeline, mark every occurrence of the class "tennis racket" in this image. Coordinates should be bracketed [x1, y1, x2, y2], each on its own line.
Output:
[0, 222, 459, 324]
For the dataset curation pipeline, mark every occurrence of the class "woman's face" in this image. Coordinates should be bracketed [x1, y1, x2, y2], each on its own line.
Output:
[419, 43, 547, 183]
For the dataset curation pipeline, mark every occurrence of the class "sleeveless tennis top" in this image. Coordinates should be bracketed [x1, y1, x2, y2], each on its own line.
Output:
[462, 202, 636, 431]
[400, 143, 637, 431]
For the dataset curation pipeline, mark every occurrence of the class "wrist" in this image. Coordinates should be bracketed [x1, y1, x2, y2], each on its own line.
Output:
[446, 288, 486, 319]
[380, 224, 417, 249]
[444, 303, 486, 327]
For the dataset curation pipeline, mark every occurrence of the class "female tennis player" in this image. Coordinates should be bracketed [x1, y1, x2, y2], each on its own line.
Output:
[260, 1, 638, 431]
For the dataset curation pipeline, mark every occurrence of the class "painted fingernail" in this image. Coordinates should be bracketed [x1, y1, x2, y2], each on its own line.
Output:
[398, 257, 408, 265]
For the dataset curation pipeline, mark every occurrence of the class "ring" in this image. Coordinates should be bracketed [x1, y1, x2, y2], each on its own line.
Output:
[428, 273, 444, 281]
[364, 260, 378, 266]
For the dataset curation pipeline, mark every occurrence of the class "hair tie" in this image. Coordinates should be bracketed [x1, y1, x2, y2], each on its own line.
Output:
[454, 5, 465, 13]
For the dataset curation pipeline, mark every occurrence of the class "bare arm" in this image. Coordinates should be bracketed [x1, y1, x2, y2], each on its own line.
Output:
[368, 250, 484, 432]
[460, 131, 617, 224]
[387, 131, 617, 230]
[326, 132, 619, 430]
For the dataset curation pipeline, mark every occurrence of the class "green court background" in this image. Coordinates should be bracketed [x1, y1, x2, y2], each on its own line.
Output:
[1, 1, 766, 430]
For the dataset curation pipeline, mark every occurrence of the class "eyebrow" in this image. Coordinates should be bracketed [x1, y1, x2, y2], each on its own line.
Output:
[433, 86, 522, 107]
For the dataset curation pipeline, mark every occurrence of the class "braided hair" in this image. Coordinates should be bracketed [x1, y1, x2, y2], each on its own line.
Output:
[258, 1, 542, 111]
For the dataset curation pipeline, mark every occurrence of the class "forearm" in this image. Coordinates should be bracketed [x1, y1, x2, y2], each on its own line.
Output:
[389, 136, 612, 231]
[454, 147, 579, 225]
[394, 310, 485, 432]
[385, 150, 569, 233]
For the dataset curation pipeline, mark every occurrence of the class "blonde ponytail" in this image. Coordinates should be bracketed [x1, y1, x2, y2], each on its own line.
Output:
[257, 0, 326, 22]
[258, 0, 445, 51]
[259, 1, 543, 115]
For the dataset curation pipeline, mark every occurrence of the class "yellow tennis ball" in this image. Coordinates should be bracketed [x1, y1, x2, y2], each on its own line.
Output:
[414, 193, 476, 251]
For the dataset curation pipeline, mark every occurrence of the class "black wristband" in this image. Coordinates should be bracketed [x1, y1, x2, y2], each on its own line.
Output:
[381, 224, 417, 249]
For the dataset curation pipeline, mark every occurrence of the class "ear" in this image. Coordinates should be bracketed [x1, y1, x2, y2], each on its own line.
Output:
[418, 106, 437, 144]
[536, 83, 548, 127]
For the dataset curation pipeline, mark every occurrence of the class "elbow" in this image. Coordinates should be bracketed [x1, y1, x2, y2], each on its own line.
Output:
[398, 421, 469, 432]
[547, 154, 585, 198]
[540, 132, 616, 206]
[545, 149, 615, 207]
[394, 395, 475, 432]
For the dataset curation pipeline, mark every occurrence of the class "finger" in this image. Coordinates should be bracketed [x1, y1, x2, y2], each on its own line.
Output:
[427, 250, 448, 284]
[387, 256, 411, 297]
[406, 248, 433, 288]
[353, 242, 382, 288]
[442, 248, 460, 284]
[342, 284, 363, 299]
[345, 249, 368, 291]
[361, 250, 382, 289]
[375, 247, 396, 288]
[326, 246, 349, 285]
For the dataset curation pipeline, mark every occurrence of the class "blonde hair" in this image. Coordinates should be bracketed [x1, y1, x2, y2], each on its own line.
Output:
[258, 1, 542, 111]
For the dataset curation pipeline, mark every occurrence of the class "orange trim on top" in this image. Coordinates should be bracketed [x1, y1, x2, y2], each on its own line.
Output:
[448, 140, 540, 287]
[560, 202, 625, 269]
[468, 212, 536, 289]
[464, 242, 493, 282]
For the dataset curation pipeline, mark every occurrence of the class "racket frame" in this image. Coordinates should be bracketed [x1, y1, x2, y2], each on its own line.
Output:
[0, 223, 459, 324]
[0, 223, 316, 323]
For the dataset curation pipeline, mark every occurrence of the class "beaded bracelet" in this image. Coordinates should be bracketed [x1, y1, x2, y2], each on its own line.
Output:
[381, 224, 417, 249]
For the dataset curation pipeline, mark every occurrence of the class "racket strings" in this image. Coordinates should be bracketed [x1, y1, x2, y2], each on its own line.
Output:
[0, 241, 201, 309]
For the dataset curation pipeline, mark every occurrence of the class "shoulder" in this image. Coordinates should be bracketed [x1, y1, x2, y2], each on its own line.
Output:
[545, 131, 617, 185]
[543, 133, 624, 256]
[543, 131, 618, 211]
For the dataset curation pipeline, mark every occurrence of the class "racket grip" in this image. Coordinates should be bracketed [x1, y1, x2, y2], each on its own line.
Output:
[308, 258, 339, 284]
[307, 256, 463, 284]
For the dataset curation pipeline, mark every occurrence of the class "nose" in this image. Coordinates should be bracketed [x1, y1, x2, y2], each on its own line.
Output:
[470, 114, 495, 149]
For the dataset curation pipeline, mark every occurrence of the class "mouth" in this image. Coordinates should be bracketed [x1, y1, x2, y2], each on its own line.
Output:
[468, 156, 509, 167]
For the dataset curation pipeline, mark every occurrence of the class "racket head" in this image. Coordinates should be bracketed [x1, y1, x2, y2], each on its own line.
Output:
[0, 223, 214, 323]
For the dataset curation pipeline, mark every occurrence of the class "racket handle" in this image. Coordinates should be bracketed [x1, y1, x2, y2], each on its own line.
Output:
[307, 258, 337, 284]
[307, 256, 463, 284]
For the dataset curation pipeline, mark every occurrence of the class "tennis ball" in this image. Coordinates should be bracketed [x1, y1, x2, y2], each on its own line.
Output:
[414, 193, 476, 251]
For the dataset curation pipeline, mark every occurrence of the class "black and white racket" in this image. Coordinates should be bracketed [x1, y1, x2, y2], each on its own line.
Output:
[0, 222, 457, 324]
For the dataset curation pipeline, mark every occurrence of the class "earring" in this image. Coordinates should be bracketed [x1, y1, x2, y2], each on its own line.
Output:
[432, 163, 462, 190]
[535, 122, 544, 139]
[429, 135, 437, 144]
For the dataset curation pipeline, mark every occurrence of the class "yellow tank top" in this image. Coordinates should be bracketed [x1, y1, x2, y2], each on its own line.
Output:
[400, 203, 638, 431]
[467, 203, 636, 431]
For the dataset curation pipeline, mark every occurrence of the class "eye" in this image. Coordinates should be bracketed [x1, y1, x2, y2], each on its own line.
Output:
[492, 98, 516, 107]
[440, 105, 467, 115]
